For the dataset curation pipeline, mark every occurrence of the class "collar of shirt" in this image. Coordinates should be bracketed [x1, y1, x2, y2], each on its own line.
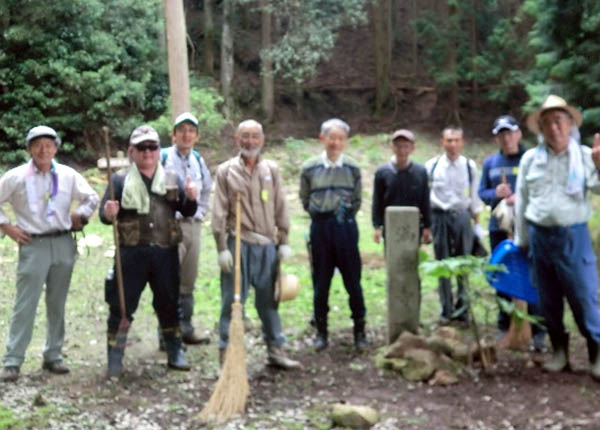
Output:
[321, 151, 344, 168]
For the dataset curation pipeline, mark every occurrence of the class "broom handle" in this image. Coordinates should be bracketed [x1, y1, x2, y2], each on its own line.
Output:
[234, 192, 242, 300]
[103, 127, 128, 320]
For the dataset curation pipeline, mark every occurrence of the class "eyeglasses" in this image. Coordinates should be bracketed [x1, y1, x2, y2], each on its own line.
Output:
[135, 143, 159, 152]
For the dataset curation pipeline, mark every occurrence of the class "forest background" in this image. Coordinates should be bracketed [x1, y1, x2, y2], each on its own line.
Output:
[2, 0, 600, 164]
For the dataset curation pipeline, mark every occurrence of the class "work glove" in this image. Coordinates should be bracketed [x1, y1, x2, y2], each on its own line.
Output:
[277, 244, 293, 262]
[218, 250, 233, 273]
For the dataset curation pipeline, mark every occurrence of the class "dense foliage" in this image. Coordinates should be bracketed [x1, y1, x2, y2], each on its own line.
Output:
[243, 0, 368, 86]
[0, 0, 167, 163]
[523, 0, 600, 141]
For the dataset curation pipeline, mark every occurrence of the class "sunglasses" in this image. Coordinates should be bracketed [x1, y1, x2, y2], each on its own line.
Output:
[135, 143, 159, 152]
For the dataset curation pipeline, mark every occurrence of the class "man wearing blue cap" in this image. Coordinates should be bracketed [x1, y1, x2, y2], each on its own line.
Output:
[160, 112, 213, 346]
[0, 126, 99, 382]
[478, 115, 546, 351]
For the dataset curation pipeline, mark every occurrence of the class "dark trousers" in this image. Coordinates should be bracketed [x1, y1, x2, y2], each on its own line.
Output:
[310, 216, 366, 332]
[489, 230, 544, 335]
[431, 209, 473, 319]
[528, 222, 600, 350]
[106, 245, 180, 333]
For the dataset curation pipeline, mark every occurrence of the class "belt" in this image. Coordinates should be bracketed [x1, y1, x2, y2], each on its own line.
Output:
[310, 211, 336, 221]
[31, 230, 71, 238]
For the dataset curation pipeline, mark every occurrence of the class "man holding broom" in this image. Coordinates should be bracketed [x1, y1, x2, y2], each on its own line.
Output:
[0, 125, 98, 382]
[211, 119, 301, 370]
[100, 125, 198, 378]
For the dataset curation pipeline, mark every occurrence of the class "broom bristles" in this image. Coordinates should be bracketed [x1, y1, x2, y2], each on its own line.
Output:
[198, 301, 249, 423]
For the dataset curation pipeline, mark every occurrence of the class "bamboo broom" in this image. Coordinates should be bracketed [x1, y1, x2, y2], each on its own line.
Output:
[198, 193, 249, 422]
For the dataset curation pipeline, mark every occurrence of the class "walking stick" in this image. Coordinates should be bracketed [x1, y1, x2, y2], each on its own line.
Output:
[102, 127, 130, 346]
[199, 192, 249, 422]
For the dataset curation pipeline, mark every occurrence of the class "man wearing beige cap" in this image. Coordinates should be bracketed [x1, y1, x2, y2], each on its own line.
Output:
[159, 112, 212, 347]
[515, 95, 600, 378]
[100, 125, 198, 377]
[372, 129, 431, 245]
[0, 126, 99, 382]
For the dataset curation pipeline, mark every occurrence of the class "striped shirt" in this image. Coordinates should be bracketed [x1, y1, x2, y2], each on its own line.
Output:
[300, 151, 361, 217]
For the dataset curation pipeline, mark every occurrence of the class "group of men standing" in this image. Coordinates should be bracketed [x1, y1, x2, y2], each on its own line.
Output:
[2, 93, 600, 382]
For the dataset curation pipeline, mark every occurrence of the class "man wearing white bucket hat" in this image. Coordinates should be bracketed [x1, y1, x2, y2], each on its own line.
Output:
[0, 126, 99, 382]
[515, 95, 600, 379]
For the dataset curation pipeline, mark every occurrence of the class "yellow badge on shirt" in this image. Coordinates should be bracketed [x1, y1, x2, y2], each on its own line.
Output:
[261, 189, 269, 202]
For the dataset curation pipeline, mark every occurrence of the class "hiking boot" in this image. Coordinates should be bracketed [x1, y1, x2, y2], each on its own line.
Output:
[163, 329, 191, 371]
[42, 361, 70, 375]
[314, 333, 328, 351]
[588, 341, 600, 381]
[543, 333, 569, 373]
[182, 331, 211, 345]
[267, 346, 302, 370]
[0, 366, 19, 382]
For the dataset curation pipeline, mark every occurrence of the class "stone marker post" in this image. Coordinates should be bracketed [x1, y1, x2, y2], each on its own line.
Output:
[385, 206, 420, 344]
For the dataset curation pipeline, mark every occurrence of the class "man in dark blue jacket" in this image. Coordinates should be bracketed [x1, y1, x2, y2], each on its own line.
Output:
[478, 115, 545, 351]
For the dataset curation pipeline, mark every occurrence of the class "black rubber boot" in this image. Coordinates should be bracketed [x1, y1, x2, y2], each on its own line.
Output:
[180, 294, 210, 345]
[314, 316, 328, 351]
[162, 329, 191, 371]
[353, 318, 369, 351]
[544, 332, 570, 373]
[106, 333, 125, 378]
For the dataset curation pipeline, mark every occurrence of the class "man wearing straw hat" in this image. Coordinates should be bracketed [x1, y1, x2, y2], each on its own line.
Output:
[211, 119, 301, 370]
[100, 125, 198, 377]
[0, 126, 98, 382]
[515, 95, 600, 379]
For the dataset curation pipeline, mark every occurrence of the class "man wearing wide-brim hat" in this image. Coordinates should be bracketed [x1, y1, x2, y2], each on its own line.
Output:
[514, 94, 600, 379]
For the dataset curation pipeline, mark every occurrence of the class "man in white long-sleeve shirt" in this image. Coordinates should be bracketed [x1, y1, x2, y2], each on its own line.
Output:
[0, 126, 99, 382]
[515, 95, 600, 379]
[425, 126, 483, 322]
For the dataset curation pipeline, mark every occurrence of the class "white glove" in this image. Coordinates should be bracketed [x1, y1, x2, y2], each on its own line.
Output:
[218, 250, 233, 273]
[473, 223, 486, 239]
[277, 244, 293, 262]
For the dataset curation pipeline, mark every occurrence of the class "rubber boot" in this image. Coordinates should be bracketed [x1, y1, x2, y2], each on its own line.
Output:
[543, 332, 570, 373]
[107, 333, 125, 378]
[587, 340, 600, 380]
[162, 329, 191, 371]
[353, 318, 369, 351]
[180, 294, 210, 345]
[314, 316, 328, 351]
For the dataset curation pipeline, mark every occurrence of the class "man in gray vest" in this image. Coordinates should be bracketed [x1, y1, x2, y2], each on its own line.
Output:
[100, 125, 198, 377]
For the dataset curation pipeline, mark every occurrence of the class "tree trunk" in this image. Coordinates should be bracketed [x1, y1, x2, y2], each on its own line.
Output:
[221, 0, 234, 120]
[164, 0, 191, 119]
[470, 0, 479, 107]
[371, 0, 392, 116]
[203, 0, 215, 75]
[444, 2, 460, 123]
[409, 0, 418, 75]
[261, 1, 274, 123]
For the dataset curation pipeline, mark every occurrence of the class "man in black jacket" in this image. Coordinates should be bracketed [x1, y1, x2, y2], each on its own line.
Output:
[372, 129, 431, 245]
